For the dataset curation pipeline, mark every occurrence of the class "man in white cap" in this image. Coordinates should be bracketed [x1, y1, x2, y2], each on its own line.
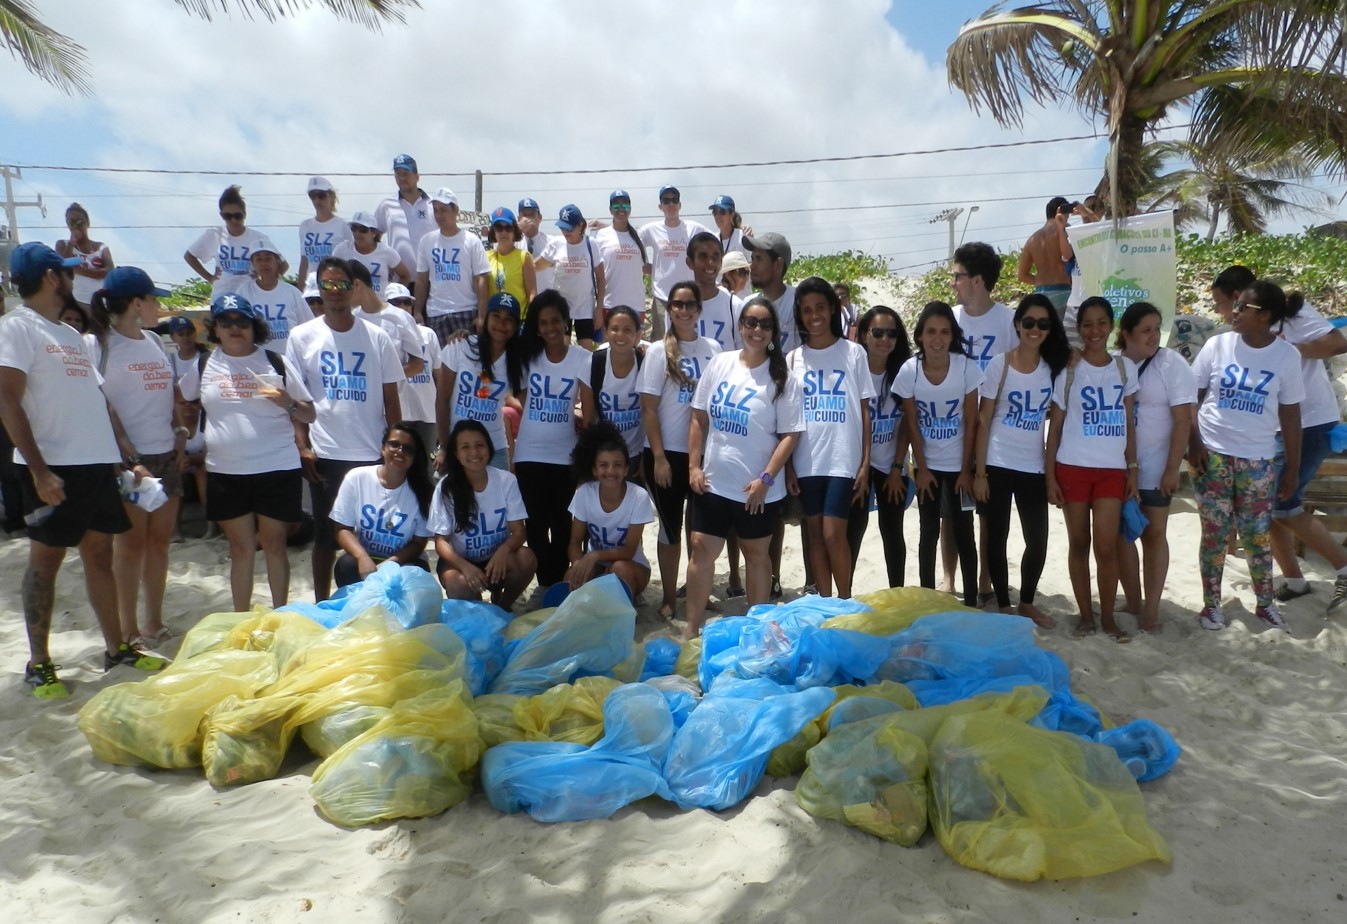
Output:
[238, 236, 307, 352]
[296, 176, 353, 288]
[374, 154, 436, 273]
[332, 209, 410, 295]
[516, 197, 561, 293]
[639, 184, 711, 339]
[413, 187, 489, 344]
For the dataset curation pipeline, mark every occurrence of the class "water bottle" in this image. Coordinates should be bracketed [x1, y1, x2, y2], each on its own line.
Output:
[24, 505, 56, 527]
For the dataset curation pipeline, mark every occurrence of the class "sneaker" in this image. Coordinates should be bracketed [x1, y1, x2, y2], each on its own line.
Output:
[770, 576, 783, 600]
[24, 661, 70, 699]
[1257, 603, 1290, 632]
[1274, 582, 1313, 602]
[1326, 575, 1347, 616]
[1198, 606, 1226, 631]
[103, 643, 168, 672]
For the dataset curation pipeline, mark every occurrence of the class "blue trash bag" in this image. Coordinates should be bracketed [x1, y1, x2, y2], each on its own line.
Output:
[440, 600, 513, 696]
[698, 596, 875, 690]
[342, 561, 445, 630]
[278, 583, 359, 629]
[1032, 688, 1106, 738]
[640, 638, 682, 681]
[1095, 719, 1181, 782]
[908, 671, 1068, 708]
[1332, 422, 1347, 453]
[826, 695, 908, 730]
[698, 616, 754, 691]
[481, 683, 676, 821]
[645, 677, 700, 728]
[881, 612, 1070, 695]
[663, 683, 836, 810]
[488, 574, 636, 696]
[1120, 498, 1149, 542]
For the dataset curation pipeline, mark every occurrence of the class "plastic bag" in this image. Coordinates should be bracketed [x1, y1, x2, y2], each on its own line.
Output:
[1095, 719, 1181, 782]
[834, 586, 975, 635]
[640, 637, 682, 680]
[674, 636, 702, 682]
[78, 649, 277, 769]
[768, 680, 917, 778]
[473, 677, 622, 748]
[342, 560, 446, 630]
[299, 704, 391, 758]
[795, 712, 931, 846]
[1120, 497, 1148, 542]
[481, 684, 675, 822]
[929, 710, 1171, 881]
[505, 607, 554, 642]
[440, 601, 513, 696]
[176, 608, 326, 668]
[1032, 688, 1107, 739]
[488, 575, 635, 696]
[310, 682, 482, 827]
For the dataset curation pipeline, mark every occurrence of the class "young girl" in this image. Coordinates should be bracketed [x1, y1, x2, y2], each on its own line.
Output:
[486, 206, 537, 309]
[295, 177, 353, 289]
[973, 293, 1070, 628]
[332, 211, 410, 296]
[1188, 281, 1304, 632]
[429, 420, 536, 607]
[1116, 301, 1197, 633]
[435, 292, 522, 472]
[565, 421, 655, 596]
[1045, 296, 1139, 640]
[55, 202, 112, 308]
[847, 306, 911, 588]
[638, 282, 721, 621]
[709, 195, 749, 258]
[184, 185, 274, 297]
[786, 276, 874, 599]
[686, 297, 805, 637]
[592, 306, 647, 474]
[511, 290, 594, 588]
[894, 301, 982, 607]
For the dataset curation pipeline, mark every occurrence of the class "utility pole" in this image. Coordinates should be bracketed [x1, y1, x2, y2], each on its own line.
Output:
[2, 166, 47, 244]
[930, 207, 964, 262]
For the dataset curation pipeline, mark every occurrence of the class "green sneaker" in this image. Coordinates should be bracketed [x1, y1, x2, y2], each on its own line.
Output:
[103, 643, 167, 672]
[25, 661, 70, 700]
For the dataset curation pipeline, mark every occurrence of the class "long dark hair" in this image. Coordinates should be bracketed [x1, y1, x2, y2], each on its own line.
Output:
[87, 288, 132, 356]
[664, 281, 702, 389]
[858, 305, 911, 396]
[514, 289, 572, 392]
[571, 420, 629, 483]
[738, 295, 789, 398]
[1014, 293, 1071, 379]
[443, 420, 496, 535]
[794, 276, 845, 341]
[913, 301, 970, 360]
[385, 422, 432, 518]
[471, 305, 522, 394]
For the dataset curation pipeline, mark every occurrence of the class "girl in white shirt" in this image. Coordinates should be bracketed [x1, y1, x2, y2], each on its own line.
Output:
[1045, 297, 1139, 640]
[709, 195, 749, 258]
[295, 178, 352, 288]
[972, 293, 1071, 628]
[1115, 301, 1196, 633]
[592, 306, 647, 473]
[894, 301, 983, 607]
[565, 421, 655, 596]
[55, 202, 112, 307]
[435, 292, 522, 472]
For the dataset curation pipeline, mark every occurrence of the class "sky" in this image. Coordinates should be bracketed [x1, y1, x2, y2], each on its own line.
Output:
[0, 0, 1338, 289]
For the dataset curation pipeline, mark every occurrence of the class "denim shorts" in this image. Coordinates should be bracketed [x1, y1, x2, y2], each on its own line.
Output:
[1273, 420, 1336, 517]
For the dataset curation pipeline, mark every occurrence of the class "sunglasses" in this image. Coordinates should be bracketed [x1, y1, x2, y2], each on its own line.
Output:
[660, 198, 680, 205]
[1233, 301, 1263, 313]
[384, 439, 414, 454]
[611, 202, 632, 211]
[668, 298, 699, 311]
[867, 328, 899, 340]
[350, 224, 373, 233]
[69, 218, 88, 227]
[740, 316, 773, 331]
[1019, 317, 1052, 331]
[220, 211, 245, 221]
[309, 190, 330, 198]
[215, 315, 251, 329]
[319, 279, 352, 292]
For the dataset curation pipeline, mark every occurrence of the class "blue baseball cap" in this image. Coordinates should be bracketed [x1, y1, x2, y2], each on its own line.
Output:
[392, 154, 417, 172]
[8, 242, 80, 284]
[487, 293, 521, 318]
[658, 184, 680, 200]
[710, 195, 735, 212]
[609, 189, 631, 203]
[490, 206, 516, 226]
[104, 266, 169, 299]
[517, 197, 541, 213]
[210, 293, 256, 319]
[166, 316, 196, 334]
[555, 204, 585, 232]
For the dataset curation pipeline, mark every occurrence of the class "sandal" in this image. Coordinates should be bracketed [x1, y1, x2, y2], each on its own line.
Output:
[658, 603, 677, 623]
[1072, 620, 1097, 639]
[1103, 625, 1132, 644]
[131, 626, 174, 649]
[724, 584, 746, 599]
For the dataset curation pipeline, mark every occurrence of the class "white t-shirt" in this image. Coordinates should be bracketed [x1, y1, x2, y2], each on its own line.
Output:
[297, 216, 354, 284]
[69, 243, 111, 305]
[594, 226, 647, 314]
[403, 325, 441, 425]
[1052, 355, 1140, 469]
[553, 236, 602, 322]
[329, 464, 432, 559]
[1277, 306, 1339, 428]
[764, 286, 801, 355]
[954, 302, 1018, 372]
[568, 480, 655, 570]
[88, 330, 176, 455]
[1128, 348, 1197, 489]
[788, 339, 876, 479]
[692, 350, 806, 504]
[514, 345, 591, 465]
[355, 306, 421, 363]
[180, 348, 312, 475]
[237, 278, 308, 352]
[374, 192, 436, 272]
[638, 336, 721, 455]
[718, 228, 748, 260]
[187, 227, 275, 297]
[868, 370, 904, 475]
[1192, 332, 1305, 461]
[893, 354, 983, 473]
[639, 220, 712, 301]
[168, 350, 203, 384]
[440, 337, 511, 452]
[698, 290, 741, 352]
[427, 468, 527, 562]
[527, 233, 562, 293]
[0, 305, 119, 466]
[284, 316, 404, 461]
[416, 229, 489, 318]
[595, 350, 646, 459]
[332, 240, 403, 295]
[978, 352, 1054, 474]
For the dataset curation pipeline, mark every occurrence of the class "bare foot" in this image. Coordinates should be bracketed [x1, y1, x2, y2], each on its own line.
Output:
[1101, 620, 1132, 643]
[1018, 602, 1057, 629]
[1072, 618, 1097, 638]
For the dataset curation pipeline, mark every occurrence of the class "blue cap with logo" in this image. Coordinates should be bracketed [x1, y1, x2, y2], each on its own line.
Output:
[709, 195, 736, 212]
[210, 292, 256, 319]
[609, 189, 631, 203]
[555, 204, 585, 232]
[659, 184, 680, 200]
[487, 292, 521, 318]
[392, 154, 417, 172]
[8, 242, 80, 284]
[491, 206, 516, 226]
[166, 316, 196, 334]
[517, 197, 541, 213]
[104, 266, 169, 299]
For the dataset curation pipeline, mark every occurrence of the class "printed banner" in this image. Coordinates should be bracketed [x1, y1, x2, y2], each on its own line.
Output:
[1066, 210, 1177, 338]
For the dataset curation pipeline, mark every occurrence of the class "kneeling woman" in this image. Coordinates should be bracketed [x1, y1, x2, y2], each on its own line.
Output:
[428, 420, 536, 608]
[329, 423, 435, 587]
[565, 421, 655, 596]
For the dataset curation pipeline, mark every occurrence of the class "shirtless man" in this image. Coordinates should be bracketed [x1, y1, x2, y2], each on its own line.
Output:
[1017, 197, 1074, 312]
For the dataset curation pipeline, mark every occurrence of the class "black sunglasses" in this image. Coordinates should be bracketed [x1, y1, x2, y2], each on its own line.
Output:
[1019, 317, 1052, 331]
[220, 211, 245, 221]
[384, 439, 414, 454]
[740, 316, 774, 330]
[867, 328, 899, 340]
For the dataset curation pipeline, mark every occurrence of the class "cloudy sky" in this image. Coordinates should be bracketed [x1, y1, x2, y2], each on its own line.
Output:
[1, 0, 1337, 289]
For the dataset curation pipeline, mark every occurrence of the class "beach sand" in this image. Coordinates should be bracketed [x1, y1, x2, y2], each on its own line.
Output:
[1, 491, 1345, 923]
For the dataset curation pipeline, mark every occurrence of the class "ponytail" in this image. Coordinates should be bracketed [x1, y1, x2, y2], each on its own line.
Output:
[663, 282, 702, 389]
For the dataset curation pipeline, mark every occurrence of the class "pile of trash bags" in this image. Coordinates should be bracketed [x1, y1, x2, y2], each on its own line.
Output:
[78, 566, 1179, 881]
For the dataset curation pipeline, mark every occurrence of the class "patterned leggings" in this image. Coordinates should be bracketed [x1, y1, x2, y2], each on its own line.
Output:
[1195, 451, 1276, 611]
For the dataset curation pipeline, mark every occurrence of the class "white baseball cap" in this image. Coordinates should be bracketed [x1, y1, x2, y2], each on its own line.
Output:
[384, 283, 413, 303]
[307, 176, 334, 193]
[430, 187, 459, 207]
[349, 210, 378, 229]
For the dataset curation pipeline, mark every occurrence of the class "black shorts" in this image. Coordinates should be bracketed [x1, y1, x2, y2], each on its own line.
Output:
[689, 490, 782, 541]
[311, 457, 379, 550]
[643, 448, 690, 545]
[573, 318, 596, 341]
[797, 475, 854, 519]
[206, 469, 303, 524]
[19, 463, 130, 547]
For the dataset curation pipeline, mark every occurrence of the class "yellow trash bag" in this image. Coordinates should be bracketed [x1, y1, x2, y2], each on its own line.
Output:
[929, 710, 1171, 881]
[674, 636, 701, 683]
[832, 587, 977, 636]
[176, 607, 326, 672]
[77, 649, 277, 769]
[473, 676, 621, 748]
[299, 705, 391, 758]
[768, 680, 918, 778]
[505, 607, 554, 642]
[310, 681, 482, 827]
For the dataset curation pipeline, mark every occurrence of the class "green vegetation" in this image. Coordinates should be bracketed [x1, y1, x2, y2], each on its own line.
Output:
[788, 251, 890, 307]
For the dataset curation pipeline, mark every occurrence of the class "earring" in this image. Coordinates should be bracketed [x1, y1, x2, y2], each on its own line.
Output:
[768, 340, 775, 352]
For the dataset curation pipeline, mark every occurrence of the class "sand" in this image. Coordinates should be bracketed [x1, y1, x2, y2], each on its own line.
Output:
[1, 490, 1345, 924]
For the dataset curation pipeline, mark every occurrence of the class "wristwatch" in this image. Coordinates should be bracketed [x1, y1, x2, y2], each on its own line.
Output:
[759, 471, 775, 486]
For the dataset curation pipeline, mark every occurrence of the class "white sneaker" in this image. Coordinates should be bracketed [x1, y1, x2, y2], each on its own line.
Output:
[1198, 606, 1226, 631]
[1257, 603, 1290, 632]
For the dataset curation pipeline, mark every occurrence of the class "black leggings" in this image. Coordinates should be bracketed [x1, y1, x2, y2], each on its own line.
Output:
[917, 469, 976, 606]
[980, 465, 1049, 607]
[847, 466, 907, 588]
[514, 461, 576, 587]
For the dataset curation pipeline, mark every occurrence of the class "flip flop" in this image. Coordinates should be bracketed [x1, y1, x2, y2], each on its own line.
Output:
[1104, 626, 1133, 644]
[658, 603, 676, 623]
[724, 584, 746, 599]
[131, 626, 174, 649]
[1138, 621, 1163, 635]
[1072, 620, 1097, 639]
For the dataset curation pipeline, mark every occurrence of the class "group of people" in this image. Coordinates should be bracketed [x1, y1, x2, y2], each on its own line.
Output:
[2, 162, 1343, 701]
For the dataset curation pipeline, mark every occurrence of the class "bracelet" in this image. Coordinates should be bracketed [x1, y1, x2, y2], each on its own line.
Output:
[125, 454, 144, 467]
[286, 401, 300, 416]
[173, 426, 190, 437]
[1127, 462, 1139, 470]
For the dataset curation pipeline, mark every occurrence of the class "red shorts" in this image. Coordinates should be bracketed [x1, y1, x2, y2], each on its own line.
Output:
[1056, 462, 1125, 504]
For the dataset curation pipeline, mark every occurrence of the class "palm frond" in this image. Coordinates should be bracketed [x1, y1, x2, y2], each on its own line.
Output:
[172, 0, 420, 30]
[0, 0, 90, 94]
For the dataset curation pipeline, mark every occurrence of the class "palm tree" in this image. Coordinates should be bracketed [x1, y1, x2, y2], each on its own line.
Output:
[946, 1, 1347, 217]
[1, 0, 419, 95]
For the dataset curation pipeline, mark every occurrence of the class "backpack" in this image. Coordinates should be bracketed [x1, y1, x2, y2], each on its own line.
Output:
[1062, 354, 1127, 412]
[590, 346, 646, 422]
